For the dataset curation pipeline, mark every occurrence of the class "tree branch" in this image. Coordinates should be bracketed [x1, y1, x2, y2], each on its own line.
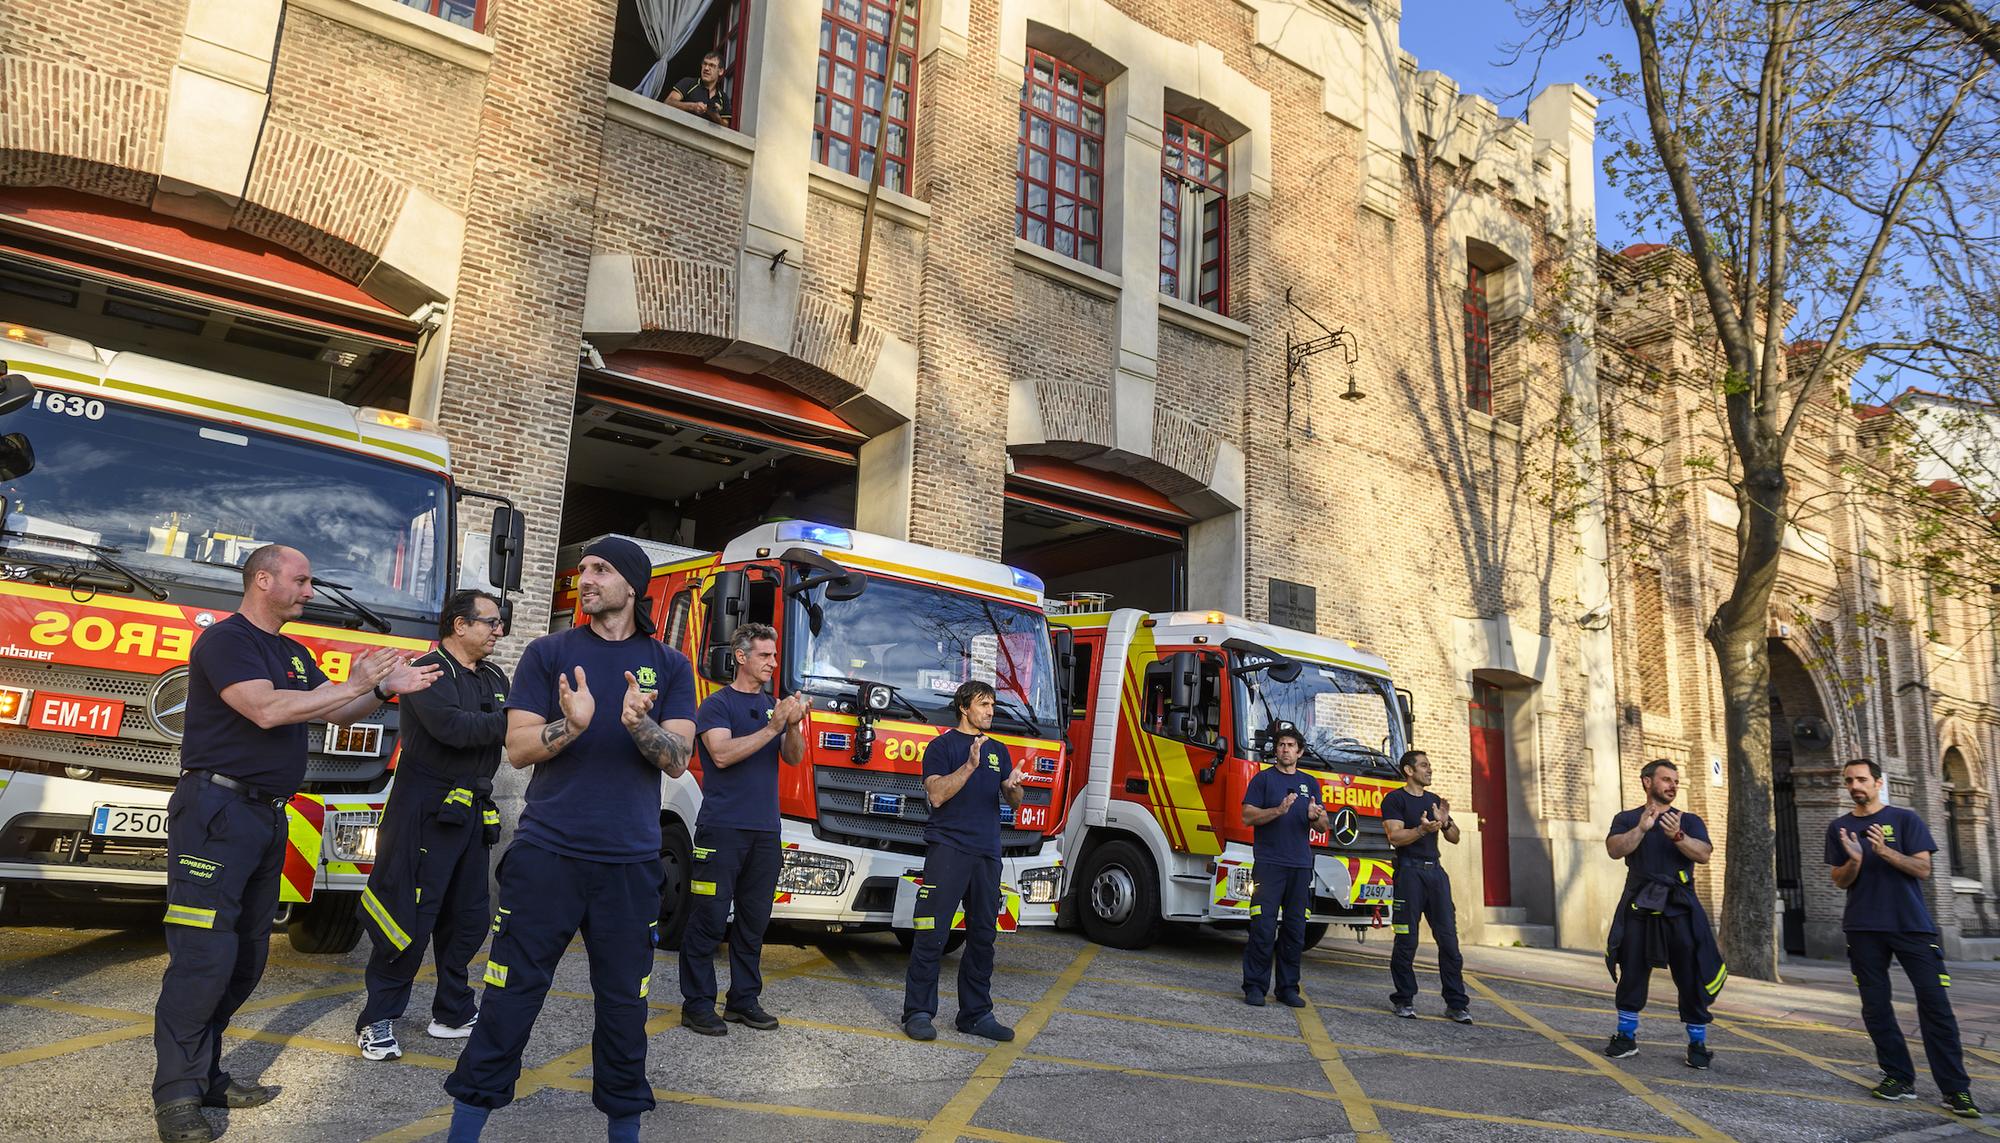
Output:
[1907, 0, 2000, 69]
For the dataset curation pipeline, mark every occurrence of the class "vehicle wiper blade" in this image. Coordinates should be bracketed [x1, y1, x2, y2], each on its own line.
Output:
[0, 529, 168, 601]
[990, 695, 1044, 738]
[311, 578, 392, 634]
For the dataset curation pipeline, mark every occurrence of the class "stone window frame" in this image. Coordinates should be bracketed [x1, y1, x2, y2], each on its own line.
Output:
[813, 0, 922, 195]
[1159, 113, 1229, 314]
[1017, 48, 1110, 267]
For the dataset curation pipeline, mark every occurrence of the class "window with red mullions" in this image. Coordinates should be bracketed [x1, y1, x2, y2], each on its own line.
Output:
[1018, 50, 1106, 265]
[815, 0, 921, 194]
[1161, 115, 1229, 313]
[1465, 264, 1492, 413]
[400, 0, 486, 33]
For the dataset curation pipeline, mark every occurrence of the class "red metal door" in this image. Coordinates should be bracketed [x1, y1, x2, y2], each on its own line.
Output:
[1468, 682, 1511, 906]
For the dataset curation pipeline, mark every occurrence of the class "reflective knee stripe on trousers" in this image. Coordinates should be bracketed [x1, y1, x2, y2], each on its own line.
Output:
[361, 887, 412, 951]
[1392, 924, 1411, 935]
[639, 973, 651, 998]
[914, 917, 935, 930]
[164, 904, 217, 929]
[484, 962, 508, 987]
[1705, 965, 1729, 995]
[691, 880, 717, 896]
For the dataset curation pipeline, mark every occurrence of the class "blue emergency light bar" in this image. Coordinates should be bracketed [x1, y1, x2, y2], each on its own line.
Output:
[775, 521, 854, 549]
[1010, 566, 1045, 594]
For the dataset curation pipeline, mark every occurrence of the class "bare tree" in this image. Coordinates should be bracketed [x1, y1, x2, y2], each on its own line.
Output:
[1510, 0, 1998, 979]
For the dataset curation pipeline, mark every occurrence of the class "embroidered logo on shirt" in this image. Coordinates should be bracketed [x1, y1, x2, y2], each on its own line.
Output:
[636, 666, 658, 688]
[1881, 824, 1897, 839]
[987, 749, 1001, 772]
[175, 854, 222, 881]
[290, 655, 306, 676]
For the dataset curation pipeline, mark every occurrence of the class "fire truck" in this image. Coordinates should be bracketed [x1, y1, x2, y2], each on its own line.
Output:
[0, 324, 524, 952]
[1049, 608, 1413, 949]
[559, 522, 1071, 948]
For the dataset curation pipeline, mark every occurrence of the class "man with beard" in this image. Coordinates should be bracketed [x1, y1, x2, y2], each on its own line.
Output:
[1240, 725, 1329, 1008]
[1603, 759, 1725, 1069]
[1380, 749, 1471, 1023]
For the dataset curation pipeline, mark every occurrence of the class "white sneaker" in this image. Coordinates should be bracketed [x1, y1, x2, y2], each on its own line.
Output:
[427, 1014, 477, 1039]
[358, 1020, 402, 1061]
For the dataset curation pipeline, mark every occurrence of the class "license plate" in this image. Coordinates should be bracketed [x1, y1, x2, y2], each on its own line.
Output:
[27, 692, 124, 738]
[92, 803, 168, 839]
[1358, 882, 1394, 902]
[866, 792, 903, 816]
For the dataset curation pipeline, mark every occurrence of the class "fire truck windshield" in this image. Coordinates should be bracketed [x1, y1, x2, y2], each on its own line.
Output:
[1237, 660, 1401, 776]
[0, 392, 449, 619]
[790, 574, 1061, 733]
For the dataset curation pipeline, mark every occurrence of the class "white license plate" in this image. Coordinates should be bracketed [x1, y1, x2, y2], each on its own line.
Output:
[91, 803, 168, 839]
[1358, 882, 1394, 902]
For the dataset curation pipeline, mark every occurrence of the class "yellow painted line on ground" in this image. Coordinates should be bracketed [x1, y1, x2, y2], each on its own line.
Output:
[780, 1015, 996, 1051]
[0, 993, 159, 1022]
[1467, 973, 1735, 1143]
[361, 1105, 456, 1143]
[0, 1020, 152, 1068]
[915, 942, 1099, 1143]
[235, 979, 371, 1012]
[1330, 1037, 1601, 1077]
[1294, 995, 1388, 1143]
[224, 1024, 460, 1071]
[1082, 971, 1540, 1032]
[1714, 1017, 1872, 1088]
[1058, 1005, 1306, 1043]
[785, 968, 1044, 1008]
[1367, 1098, 1700, 1143]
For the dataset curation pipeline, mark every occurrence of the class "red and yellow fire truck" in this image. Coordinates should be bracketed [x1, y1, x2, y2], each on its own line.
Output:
[559, 522, 1071, 947]
[1050, 608, 1413, 949]
[0, 324, 523, 951]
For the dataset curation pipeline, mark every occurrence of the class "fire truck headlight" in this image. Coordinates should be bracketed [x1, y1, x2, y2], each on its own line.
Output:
[328, 811, 381, 863]
[1019, 866, 1063, 904]
[1229, 867, 1257, 902]
[776, 851, 852, 897]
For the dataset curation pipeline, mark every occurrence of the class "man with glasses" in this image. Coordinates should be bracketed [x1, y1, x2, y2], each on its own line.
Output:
[355, 590, 512, 1062]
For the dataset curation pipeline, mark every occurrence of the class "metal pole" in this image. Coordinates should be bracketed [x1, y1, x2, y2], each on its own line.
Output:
[846, 4, 910, 344]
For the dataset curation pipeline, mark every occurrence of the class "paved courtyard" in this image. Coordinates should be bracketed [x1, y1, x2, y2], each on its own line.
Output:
[4, 903, 2000, 1142]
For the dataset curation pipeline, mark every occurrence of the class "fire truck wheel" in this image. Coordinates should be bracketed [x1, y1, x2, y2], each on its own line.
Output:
[1303, 922, 1330, 950]
[656, 823, 693, 951]
[1077, 839, 1163, 949]
[287, 892, 363, 954]
[893, 928, 968, 956]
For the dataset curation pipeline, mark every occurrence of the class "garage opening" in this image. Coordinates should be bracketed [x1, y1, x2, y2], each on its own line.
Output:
[1003, 454, 1189, 613]
[567, 352, 862, 553]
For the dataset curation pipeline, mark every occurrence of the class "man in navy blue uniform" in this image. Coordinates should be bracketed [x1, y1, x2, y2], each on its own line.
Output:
[679, 621, 807, 1035]
[1603, 759, 1726, 1069]
[1241, 725, 1329, 1007]
[355, 589, 512, 1061]
[902, 680, 1030, 1042]
[153, 545, 437, 1143]
[1380, 749, 1471, 1023]
[1828, 758, 1980, 1117]
[443, 537, 696, 1143]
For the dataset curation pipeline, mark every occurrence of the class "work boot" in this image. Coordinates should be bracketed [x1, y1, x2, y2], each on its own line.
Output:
[1274, 991, 1307, 1008]
[154, 1098, 213, 1143]
[202, 1079, 280, 1108]
[724, 1005, 780, 1030]
[681, 1007, 727, 1037]
[1243, 989, 1267, 1007]
[903, 1014, 937, 1042]
[958, 1014, 1015, 1042]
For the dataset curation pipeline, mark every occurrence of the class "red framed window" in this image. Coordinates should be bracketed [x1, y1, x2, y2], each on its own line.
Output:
[1161, 115, 1229, 313]
[1465, 264, 1492, 413]
[814, 0, 921, 194]
[399, 0, 486, 32]
[1018, 50, 1106, 265]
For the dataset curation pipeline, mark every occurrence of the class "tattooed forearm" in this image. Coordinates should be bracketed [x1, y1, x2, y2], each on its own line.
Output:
[540, 719, 576, 750]
[629, 719, 691, 776]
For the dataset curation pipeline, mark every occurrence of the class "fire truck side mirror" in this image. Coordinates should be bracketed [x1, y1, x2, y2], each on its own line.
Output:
[0, 374, 32, 416]
[0, 431, 33, 480]
[700, 570, 750, 682]
[1396, 687, 1415, 745]
[487, 507, 526, 592]
[1167, 650, 1200, 713]
[1050, 625, 1076, 727]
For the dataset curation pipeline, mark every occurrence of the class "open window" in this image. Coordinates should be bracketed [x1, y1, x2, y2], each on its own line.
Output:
[610, 0, 751, 129]
[1465, 239, 1523, 423]
[1159, 98, 1243, 315]
[1141, 652, 1222, 746]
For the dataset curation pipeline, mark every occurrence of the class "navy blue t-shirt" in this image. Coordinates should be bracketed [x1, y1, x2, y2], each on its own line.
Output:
[922, 729, 1009, 858]
[181, 613, 327, 797]
[1246, 766, 1323, 870]
[1825, 805, 1939, 933]
[694, 685, 782, 832]
[670, 78, 731, 122]
[507, 626, 695, 862]
[1380, 788, 1444, 862]
[1608, 806, 1709, 915]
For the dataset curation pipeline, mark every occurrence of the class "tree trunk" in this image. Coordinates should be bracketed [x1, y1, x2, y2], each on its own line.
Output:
[1706, 463, 1787, 981]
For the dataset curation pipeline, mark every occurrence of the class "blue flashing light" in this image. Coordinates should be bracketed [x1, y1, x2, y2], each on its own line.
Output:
[775, 520, 853, 549]
[1010, 566, 1045, 594]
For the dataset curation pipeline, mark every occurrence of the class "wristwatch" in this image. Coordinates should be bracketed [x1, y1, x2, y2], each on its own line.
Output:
[373, 683, 392, 702]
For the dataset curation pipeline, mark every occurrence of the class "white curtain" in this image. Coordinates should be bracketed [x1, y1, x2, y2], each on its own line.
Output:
[633, 0, 717, 100]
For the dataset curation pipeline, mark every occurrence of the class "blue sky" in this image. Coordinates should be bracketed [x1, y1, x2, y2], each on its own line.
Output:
[1398, 7, 1644, 250]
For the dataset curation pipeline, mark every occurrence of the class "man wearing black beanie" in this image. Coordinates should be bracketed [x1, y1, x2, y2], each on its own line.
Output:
[443, 536, 695, 1143]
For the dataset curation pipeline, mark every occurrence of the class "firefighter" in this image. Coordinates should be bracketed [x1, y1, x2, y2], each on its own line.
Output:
[1603, 758, 1726, 1069]
[1828, 758, 1980, 1117]
[678, 622, 807, 1035]
[153, 545, 438, 1143]
[1240, 724, 1328, 1007]
[443, 537, 695, 1143]
[354, 589, 512, 1061]
[902, 681, 1030, 1042]
[1380, 749, 1472, 1022]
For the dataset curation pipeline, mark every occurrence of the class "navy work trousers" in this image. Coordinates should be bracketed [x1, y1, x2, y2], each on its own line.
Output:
[356, 819, 489, 1031]
[678, 823, 781, 1013]
[1849, 929, 1970, 1094]
[152, 773, 287, 1105]
[1242, 863, 1313, 998]
[1614, 910, 1714, 1026]
[902, 844, 1000, 1026]
[445, 843, 663, 1119]
[1389, 860, 1469, 1009]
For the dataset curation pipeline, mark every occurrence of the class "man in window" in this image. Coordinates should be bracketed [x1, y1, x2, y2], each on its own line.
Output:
[664, 50, 731, 128]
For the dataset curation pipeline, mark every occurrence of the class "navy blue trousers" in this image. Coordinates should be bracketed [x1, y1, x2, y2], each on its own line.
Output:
[902, 845, 1000, 1025]
[444, 843, 663, 1118]
[678, 824, 781, 1013]
[1849, 930, 1970, 1094]
[1242, 863, 1312, 997]
[1614, 910, 1713, 1025]
[1389, 861, 1468, 1008]
[152, 774, 287, 1105]
[356, 819, 489, 1031]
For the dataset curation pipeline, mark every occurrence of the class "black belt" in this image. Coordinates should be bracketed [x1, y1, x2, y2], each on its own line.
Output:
[184, 770, 289, 808]
[1395, 858, 1440, 868]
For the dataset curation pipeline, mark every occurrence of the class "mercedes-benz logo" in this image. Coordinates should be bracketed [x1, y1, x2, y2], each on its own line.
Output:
[148, 667, 190, 741]
[1330, 807, 1360, 846]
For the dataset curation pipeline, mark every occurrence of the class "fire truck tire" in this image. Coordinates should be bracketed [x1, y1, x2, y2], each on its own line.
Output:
[287, 892, 363, 954]
[1077, 839, 1163, 949]
[656, 822, 693, 951]
[1303, 922, 1330, 950]
[893, 928, 968, 956]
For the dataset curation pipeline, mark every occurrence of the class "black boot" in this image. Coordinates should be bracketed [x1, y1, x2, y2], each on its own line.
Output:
[155, 1098, 213, 1143]
[203, 1079, 280, 1108]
